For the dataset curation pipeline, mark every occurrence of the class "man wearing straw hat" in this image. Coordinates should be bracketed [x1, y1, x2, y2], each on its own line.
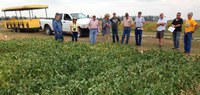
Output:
[102, 13, 111, 43]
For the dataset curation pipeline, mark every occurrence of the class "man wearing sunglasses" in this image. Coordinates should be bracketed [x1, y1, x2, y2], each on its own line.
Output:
[171, 12, 183, 50]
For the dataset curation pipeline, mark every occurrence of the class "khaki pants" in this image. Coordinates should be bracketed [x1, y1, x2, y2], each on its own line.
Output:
[102, 34, 111, 43]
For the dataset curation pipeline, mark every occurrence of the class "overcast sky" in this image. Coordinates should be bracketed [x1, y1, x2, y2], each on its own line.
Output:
[0, 0, 199, 20]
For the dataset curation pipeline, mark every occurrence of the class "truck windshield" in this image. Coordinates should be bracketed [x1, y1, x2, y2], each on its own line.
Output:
[70, 13, 87, 19]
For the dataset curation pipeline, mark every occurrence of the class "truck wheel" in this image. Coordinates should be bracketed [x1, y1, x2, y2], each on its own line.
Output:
[44, 26, 52, 35]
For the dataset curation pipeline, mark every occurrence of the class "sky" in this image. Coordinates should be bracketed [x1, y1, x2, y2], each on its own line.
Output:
[0, 0, 199, 20]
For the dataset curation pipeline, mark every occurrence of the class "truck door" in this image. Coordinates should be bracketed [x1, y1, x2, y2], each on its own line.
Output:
[62, 14, 72, 32]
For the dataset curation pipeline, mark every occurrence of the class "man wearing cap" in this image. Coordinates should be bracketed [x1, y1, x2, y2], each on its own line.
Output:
[110, 13, 121, 43]
[134, 11, 145, 46]
[53, 14, 64, 42]
[89, 15, 99, 44]
[70, 17, 79, 42]
[121, 13, 133, 44]
[184, 12, 199, 54]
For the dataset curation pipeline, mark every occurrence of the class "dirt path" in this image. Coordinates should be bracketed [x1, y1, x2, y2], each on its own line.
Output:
[0, 28, 200, 55]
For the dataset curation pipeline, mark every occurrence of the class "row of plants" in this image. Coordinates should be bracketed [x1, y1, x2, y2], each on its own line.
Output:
[0, 38, 200, 94]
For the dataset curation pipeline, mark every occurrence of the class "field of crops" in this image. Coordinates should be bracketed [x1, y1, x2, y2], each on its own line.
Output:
[0, 38, 200, 94]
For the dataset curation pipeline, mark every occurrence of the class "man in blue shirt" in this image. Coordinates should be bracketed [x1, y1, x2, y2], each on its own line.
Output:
[53, 14, 64, 42]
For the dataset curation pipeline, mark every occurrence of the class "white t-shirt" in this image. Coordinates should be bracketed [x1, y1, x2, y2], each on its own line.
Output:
[135, 16, 145, 27]
[157, 18, 167, 31]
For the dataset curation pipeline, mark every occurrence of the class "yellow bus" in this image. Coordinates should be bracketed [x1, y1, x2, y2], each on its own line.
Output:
[2, 4, 48, 32]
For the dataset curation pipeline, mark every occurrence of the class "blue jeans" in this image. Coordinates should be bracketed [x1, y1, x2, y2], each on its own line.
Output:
[72, 32, 78, 42]
[112, 28, 119, 43]
[121, 27, 131, 44]
[173, 32, 181, 48]
[184, 32, 192, 53]
[90, 29, 98, 44]
[55, 32, 64, 42]
[135, 28, 143, 45]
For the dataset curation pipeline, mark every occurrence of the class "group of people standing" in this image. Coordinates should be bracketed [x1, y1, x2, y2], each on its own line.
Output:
[88, 12, 145, 45]
[53, 11, 198, 54]
[156, 12, 198, 54]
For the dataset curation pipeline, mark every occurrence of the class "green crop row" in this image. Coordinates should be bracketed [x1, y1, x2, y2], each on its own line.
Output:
[0, 38, 200, 95]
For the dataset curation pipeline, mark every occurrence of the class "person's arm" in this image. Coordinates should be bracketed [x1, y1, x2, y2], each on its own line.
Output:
[157, 20, 161, 27]
[161, 23, 166, 26]
[193, 24, 199, 33]
[142, 18, 145, 28]
[175, 19, 183, 27]
[97, 20, 100, 33]
[108, 21, 112, 28]
[174, 24, 181, 27]
[102, 20, 106, 29]
[130, 18, 134, 27]
[161, 19, 167, 26]
[110, 18, 113, 23]
[171, 19, 175, 27]
[194, 24, 199, 31]
[53, 21, 58, 33]
[97, 20, 99, 29]
[88, 20, 91, 29]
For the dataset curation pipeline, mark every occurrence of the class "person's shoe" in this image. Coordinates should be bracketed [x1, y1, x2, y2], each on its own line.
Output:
[185, 52, 190, 55]
[184, 52, 190, 55]
[159, 45, 162, 48]
[136, 44, 141, 46]
[172, 48, 179, 50]
[176, 48, 180, 51]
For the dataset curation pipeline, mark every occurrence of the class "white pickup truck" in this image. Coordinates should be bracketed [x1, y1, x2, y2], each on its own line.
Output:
[40, 13, 90, 37]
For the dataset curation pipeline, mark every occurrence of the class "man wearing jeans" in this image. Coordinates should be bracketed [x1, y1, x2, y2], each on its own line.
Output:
[53, 14, 63, 42]
[121, 13, 133, 44]
[110, 13, 121, 43]
[89, 15, 99, 44]
[134, 11, 145, 46]
[171, 12, 183, 50]
[184, 12, 198, 54]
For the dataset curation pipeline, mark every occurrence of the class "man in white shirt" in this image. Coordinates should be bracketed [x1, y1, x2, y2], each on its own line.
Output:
[157, 13, 167, 47]
[134, 11, 145, 46]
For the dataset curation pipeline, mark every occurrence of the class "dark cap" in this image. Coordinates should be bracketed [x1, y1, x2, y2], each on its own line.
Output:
[177, 12, 181, 15]
[138, 11, 142, 14]
[125, 13, 129, 16]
